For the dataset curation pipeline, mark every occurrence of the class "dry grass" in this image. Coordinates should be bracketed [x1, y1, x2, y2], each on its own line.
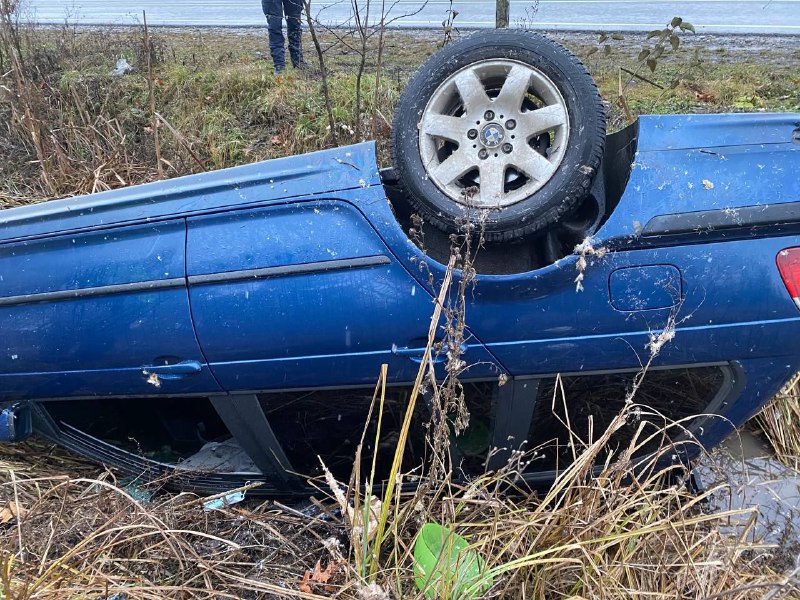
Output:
[0, 440, 340, 599]
[756, 373, 800, 471]
[2, 408, 798, 599]
[0, 21, 416, 204]
[1, 21, 798, 206]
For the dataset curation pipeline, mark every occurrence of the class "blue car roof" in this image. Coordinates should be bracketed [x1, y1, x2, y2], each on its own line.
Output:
[637, 113, 799, 152]
[0, 142, 382, 242]
[1, 113, 798, 245]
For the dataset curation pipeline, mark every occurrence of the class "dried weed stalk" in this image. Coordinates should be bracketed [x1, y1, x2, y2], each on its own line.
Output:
[574, 236, 608, 292]
[756, 372, 800, 470]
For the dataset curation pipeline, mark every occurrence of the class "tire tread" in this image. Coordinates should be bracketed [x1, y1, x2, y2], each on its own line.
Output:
[391, 30, 607, 243]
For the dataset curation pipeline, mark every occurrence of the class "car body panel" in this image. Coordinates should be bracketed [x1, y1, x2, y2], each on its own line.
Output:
[0, 143, 381, 243]
[608, 265, 682, 311]
[598, 115, 800, 243]
[2, 112, 800, 490]
[635, 112, 799, 151]
[454, 236, 800, 374]
[0, 220, 221, 399]
[186, 199, 502, 390]
[701, 356, 798, 446]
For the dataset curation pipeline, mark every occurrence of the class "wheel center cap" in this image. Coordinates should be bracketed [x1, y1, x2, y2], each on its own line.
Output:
[480, 123, 505, 148]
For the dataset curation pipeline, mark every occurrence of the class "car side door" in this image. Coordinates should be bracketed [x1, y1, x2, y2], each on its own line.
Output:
[0, 221, 221, 399]
[186, 198, 501, 392]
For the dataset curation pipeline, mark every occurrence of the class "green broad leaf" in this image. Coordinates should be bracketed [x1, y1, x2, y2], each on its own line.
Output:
[603, 44, 612, 55]
[670, 34, 680, 50]
[598, 32, 608, 42]
[647, 58, 658, 72]
[414, 523, 493, 600]
[680, 21, 696, 33]
[670, 16, 683, 27]
[646, 29, 663, 39]
[585, 46, 599, 57]
[638, 48, 651, 61]
[611, 33, 625, 40]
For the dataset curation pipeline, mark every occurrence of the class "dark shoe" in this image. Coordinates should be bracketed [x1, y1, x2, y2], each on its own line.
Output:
[292, 60, 310, 71]
[274, 65, 285, 75]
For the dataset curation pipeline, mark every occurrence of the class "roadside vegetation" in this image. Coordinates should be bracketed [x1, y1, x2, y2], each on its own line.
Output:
[1, 15, 798, 205]
[1, 7, 799, 600]
[1, 417, 797, 599]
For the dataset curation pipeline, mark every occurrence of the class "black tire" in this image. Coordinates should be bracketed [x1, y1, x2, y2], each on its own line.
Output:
[391, 30, 606, 243]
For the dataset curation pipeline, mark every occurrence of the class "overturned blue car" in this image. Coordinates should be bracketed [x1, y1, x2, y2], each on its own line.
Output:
[1, 31, 799, 495]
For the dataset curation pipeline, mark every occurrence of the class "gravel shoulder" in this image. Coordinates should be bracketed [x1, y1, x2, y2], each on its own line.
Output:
[40, 22, 800, 62]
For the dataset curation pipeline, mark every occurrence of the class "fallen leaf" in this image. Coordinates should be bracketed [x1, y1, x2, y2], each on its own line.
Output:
[0, 501, 27, 524]
[694, 91, 715, 103]
[702, 179, 714, 189]
[299, 560, 340, 594]
[312, 559, 334, 585]
[299, 569, 312, 593]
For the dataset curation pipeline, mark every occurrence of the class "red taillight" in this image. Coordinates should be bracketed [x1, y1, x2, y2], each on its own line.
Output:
[777, 247, 800, 309]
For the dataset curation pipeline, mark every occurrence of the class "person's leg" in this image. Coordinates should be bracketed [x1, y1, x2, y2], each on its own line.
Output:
[262, 0, 286, 73]
[283, 0, 306, 68]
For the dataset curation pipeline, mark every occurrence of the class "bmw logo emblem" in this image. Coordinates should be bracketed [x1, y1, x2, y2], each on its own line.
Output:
[480, 123, 505, 148]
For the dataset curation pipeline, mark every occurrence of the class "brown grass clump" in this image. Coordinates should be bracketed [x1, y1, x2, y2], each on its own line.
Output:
[0, 440, 339, 599]
[2, 414, 797, 599]
[2, 15, 799, 207]
[756, 373, 800, 470]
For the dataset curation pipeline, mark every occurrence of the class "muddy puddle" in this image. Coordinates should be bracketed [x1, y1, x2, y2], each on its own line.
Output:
[694, 428, 800, 572]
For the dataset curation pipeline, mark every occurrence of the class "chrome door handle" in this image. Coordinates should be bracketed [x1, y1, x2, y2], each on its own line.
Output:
[144, 360, 202, 380]
[391, 343, 467, 364]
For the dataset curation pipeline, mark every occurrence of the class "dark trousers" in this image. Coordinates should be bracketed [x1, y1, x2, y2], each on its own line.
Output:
[261, 0, 304, 70]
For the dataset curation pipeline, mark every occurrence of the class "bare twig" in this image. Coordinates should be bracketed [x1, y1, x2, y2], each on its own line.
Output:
[143, 11, 163, 180]
[370, 0, 387, 140]
[620, 66, 665, 89]
[154, 112, 207, 172]
[303, 0, 337, 145]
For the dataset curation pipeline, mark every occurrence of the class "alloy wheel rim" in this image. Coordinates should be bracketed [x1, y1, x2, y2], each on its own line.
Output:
[418, 59, 570, 209]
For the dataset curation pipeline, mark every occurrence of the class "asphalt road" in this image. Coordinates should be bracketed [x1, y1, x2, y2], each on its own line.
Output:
[22, 0, 800, 34]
